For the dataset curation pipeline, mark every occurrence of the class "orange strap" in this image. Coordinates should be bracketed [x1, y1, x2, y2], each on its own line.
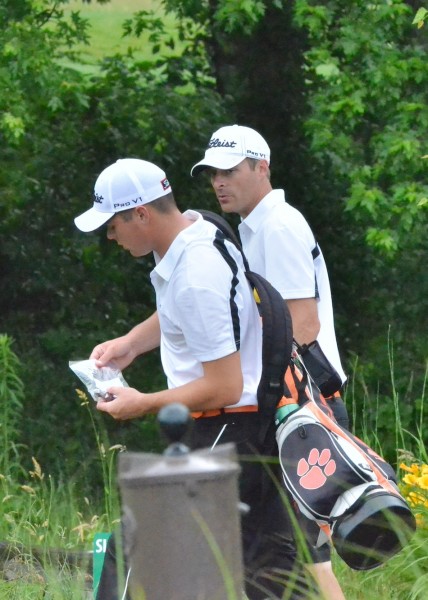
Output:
[277, 396, 299, 409]
[323, 390, 342, 400]
[192, 405, 258, 419]
[308, 402, 400, 496]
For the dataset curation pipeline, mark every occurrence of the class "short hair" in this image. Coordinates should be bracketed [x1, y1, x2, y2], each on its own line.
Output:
[117, 192, 176, 222]
[246, 157, 271, 180]
[148, 192, 176, 213]
[246, 158, 258, 170]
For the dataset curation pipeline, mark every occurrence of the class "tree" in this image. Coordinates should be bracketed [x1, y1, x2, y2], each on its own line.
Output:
[0, 0, 227, 485]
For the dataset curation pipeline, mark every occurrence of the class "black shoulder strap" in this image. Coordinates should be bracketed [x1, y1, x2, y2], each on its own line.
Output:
[246, 270, 293, 445]
[199, 210, 293, 447]
[197, 209, 250, 270]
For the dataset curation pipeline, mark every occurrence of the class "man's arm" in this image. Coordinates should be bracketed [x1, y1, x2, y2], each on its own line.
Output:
[90, 311, 161, 371]
[96, 351, 244, 420]
[286, 298, 320, 345]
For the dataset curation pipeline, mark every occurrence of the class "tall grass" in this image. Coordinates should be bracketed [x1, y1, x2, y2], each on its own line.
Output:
[0, 334, 427, 598]
[0, 336, 122, 598]
[335, 343, 428, 600]
[0, 335, 25, 479]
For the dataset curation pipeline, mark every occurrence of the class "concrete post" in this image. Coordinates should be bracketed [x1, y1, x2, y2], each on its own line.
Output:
[118, 404, 244, 600]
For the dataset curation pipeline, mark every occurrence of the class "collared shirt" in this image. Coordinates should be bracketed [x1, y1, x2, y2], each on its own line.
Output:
[150, 210, 262, 407]
[239, 190, 346, 383]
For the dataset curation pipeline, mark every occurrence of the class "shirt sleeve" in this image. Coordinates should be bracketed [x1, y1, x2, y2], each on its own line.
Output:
[173, 254, 243, 363]
[262, 223, 317, 300]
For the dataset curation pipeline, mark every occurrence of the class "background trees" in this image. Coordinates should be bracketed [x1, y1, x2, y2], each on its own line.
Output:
[0, 0, 426, 489]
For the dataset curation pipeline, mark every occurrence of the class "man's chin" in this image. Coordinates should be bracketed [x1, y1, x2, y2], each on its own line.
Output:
[130, 249, 148, 259]
[218, 202, 233, 213]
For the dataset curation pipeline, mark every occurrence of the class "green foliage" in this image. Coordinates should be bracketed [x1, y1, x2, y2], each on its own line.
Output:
[293, 0, 428, 256]
[346, 335, 427, 465]
[0, 336, 25, 478]
[76, 389, 123, 527]
[0, 0, 226, 486]
[413, 7, 428, 28]
[0, 0, 89, 146]
[214, 0, 267, 34]
[283, 0, 428, 409]
[333, 524, 428, 599]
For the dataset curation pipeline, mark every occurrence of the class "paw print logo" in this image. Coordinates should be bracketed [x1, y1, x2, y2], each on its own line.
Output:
[297, 448, 336, 490]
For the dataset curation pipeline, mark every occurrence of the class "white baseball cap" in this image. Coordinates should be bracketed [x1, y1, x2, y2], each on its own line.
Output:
[74, 158, 172, 232]
[191, 125, 270, 176]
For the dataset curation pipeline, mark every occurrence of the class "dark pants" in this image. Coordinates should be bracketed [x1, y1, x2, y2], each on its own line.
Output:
[190, 412, 316, 600]
[96, 413, 317, 600]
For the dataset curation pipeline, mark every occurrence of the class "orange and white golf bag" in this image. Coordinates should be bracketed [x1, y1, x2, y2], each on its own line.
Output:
[276, 354, 416, 570]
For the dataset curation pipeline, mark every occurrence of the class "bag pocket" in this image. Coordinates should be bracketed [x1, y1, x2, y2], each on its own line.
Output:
[277, 406, 376, 521]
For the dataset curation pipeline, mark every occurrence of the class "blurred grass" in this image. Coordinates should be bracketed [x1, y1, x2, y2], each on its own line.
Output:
[62, 0, 179, 73]
[332, 521, 428, 600]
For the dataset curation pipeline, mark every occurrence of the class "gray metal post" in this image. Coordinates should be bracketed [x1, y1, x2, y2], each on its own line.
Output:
[117, 404, 244, 600]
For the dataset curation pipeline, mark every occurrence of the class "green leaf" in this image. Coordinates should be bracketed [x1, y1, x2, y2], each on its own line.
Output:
[365, 227, 398, 256]
[1, 113, 25, 141]
[314, 63, 340, 79]
[412, 8, 428, 26]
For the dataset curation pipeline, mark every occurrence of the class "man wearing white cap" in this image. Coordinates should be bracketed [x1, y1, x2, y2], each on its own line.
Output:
[191, 126, 348, 599]
[74, 158, 315, 599]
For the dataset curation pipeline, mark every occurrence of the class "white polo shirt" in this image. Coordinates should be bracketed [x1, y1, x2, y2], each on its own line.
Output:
[238, 190, 346, 384]
[150, 210, 262, 407]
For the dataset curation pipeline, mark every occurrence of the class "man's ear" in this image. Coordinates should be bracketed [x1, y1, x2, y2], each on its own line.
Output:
[257, 159, 270, 176]
[135, 205, 150, 222]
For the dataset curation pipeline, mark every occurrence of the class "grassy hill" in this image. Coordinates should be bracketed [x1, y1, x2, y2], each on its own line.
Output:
[63, 0, 178, 71]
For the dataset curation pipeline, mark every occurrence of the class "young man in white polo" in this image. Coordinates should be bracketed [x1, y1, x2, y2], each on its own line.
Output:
[191, 125, 349, 600]
[74, 157, 316, 600]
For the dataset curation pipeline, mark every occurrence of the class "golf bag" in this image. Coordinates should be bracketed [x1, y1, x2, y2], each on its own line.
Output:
[277, 360, 416, 570]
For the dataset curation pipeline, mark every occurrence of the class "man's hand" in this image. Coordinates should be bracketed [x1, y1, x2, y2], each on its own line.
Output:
[96, 386, 149, 420]
[90, 336, 136, 371]
[90, 313, 161, 371]
[95, 351, 244, 421]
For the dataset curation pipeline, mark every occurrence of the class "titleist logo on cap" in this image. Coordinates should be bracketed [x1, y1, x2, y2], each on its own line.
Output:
[208, 138, 237, 149]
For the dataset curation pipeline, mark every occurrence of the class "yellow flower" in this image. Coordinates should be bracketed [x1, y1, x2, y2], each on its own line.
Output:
[415, 513, 425, 528]
[400, 462, 423, 476]
[408, 491, 425, 504]
[403, 473, 419, 486]
[418, 475, 428, 490]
